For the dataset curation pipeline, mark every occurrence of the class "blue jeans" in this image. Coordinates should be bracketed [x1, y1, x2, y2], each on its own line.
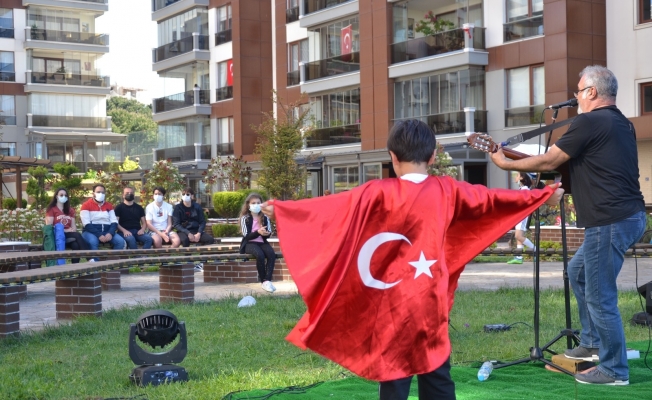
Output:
[82, 231, 126, 251]
[119, 229, 153, 249]
[568, 210, 646, 380]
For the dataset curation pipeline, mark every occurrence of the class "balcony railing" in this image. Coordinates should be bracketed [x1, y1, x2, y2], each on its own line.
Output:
[394, 110, 487, 135]
[286, 6, 299, 23]
[153, 34, 208, 63]
[215, 29, 231, 45]
[152, 0, 181, 12]
[303, 0, 354, 16]
[0, 116, 16, 125]
[31, 115, 107, 129]
[27, 71, 109, 87]
[153, 89, 210, 113]
[504, 16, 544, 42]
[287, 70, 300, 86]
[155, 143, 211, 162]
[0, 72, 14, 82]
[27, 28, 108, 45]
[505, 105, 546, 127]
[391, 27, 485, 64]
[216, 86, 233, 101]
[216, 142, 234, 155]
[80, 0, 108, 3]
[303, 51, 360, 82]
[71, 161, 122, 173]
[306, 123, 360, 148]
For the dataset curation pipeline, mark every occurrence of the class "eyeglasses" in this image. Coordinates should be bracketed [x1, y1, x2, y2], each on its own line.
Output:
[573, 86, 594, 97]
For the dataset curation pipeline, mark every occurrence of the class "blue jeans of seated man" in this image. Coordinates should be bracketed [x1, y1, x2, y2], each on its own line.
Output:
[568, 210, 646, 380]
[82, 231, 126, 252]
[119, 228, 153, 249]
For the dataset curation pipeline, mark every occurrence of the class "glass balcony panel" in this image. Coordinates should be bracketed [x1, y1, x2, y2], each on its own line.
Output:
[0, 28, 13, 39]
[0, 116, 16, 125]
[302, 0, 354, 15]
[27, 72, 109, 87]
[215, 86, 233, 101]
[199, 144, 211, 159]
[216, 142, 234, 155]
[71, 161, 121, 173]
[32, 115, 107, 129]
[306, 123, 360, 148]
[304, 51, 360, 81]
[153, 89, 210, 113]
[472, 27, 486, 50]
[155, 145, 195, 162]
[287, 70, 300, 86]
[0, 72, 14, 82]
[29, 29, 108, 45]
[503, 16, 544, 42]
[153, 35, 208, 63]
[80, 0, 108, 3]
[505, 105, 546, 127]
[215, 29, 231, 45]
[474, 110, 487, 133]
[153, 0, 181, 12]
[286, 6, 299, 23]
[391, 28, 467, 64]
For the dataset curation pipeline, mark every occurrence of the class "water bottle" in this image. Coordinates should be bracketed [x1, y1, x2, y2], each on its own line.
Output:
[477, 361, 493, 381]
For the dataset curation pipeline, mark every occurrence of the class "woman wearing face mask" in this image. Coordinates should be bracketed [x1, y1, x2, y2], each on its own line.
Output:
[239, 193, 276, 292]
[45, 188, 89, 263]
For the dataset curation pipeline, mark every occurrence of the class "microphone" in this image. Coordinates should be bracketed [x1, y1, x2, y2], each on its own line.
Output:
[547, 98, 578, 110]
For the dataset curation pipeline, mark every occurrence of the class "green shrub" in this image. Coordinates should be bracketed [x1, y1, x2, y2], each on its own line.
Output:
[539, 240, 562, 250]
[212, 223, 241, 238]
[212, 190, 267, 219]
[2, 198, 28, 210]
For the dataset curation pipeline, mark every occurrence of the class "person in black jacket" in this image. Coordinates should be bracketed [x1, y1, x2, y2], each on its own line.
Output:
[239, 193, 276, 292]
[172, 187, 214, 248]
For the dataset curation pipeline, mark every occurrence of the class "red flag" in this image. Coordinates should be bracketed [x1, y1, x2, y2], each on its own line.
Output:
[226, 59, 233, 86]
[274, 176, 554, 381]
[340, 25, 352, 61]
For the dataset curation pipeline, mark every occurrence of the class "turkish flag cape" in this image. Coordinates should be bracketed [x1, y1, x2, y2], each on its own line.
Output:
[274, 176, 554, 381]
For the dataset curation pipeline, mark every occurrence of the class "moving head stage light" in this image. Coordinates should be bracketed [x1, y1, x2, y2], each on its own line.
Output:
[129, 310, 188, 386]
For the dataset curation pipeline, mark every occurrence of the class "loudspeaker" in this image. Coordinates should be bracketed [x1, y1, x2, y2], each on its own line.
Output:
[636, 281, 652, 314]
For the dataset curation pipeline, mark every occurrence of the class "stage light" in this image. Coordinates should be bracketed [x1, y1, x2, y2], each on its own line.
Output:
[632, 281, 652, 326]
[128, 309, 189, 386]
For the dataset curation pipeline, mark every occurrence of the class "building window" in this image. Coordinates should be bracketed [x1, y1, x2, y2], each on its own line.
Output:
[310, 88, 361, 129]
[286, 0, 299, 23]
[0, 8, 13, 39]
[642, 82, 652, 115]
[215, 4, 232, 45]
[641, 0, 652, 24]
[0, 142, 16, 156]
[287, 39, 308, 86]
[0, 51, 14, 82]
[216, 60, 233, 101]
[506, 65, 545, 127]
[0, 95, 16, 126]
[157, 8, 208, 46]
[504, 0, 543, 42]
[308, 16, 359, 61]
[332, 165, 359, 193]
[362, 163, 381, 183]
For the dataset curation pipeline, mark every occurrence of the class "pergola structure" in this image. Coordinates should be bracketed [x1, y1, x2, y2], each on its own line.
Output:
[0, 156, 52, 209]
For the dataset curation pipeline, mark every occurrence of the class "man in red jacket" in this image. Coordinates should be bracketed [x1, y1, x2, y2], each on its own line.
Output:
[81, 184, 125, 253]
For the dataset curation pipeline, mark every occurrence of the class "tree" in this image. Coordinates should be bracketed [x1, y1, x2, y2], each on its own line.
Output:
[427, 143, 459, 178]
[253, 93, 312, 200]
[50, 163, 85, 207]
[141, 160, 185, 202]
[26, 166, 51, 209]
[96, 170, 128, 205]
[107, 97, 157, 134]
[203, 155, 252, 192]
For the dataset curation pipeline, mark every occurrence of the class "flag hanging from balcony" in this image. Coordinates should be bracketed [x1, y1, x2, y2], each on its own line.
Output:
[341, 25, 352, 61]
[227, 59, 233, 86]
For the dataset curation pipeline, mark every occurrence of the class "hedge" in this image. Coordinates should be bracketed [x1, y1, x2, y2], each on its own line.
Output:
[212, 190, 268, 219]
[212, 223, 241, 238]
[3, 198, 28, 210]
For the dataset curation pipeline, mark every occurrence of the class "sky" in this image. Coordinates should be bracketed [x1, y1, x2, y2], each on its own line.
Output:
[95, 0, 163, 105]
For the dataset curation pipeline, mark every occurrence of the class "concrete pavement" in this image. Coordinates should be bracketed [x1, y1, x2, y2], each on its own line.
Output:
[17, 257, 652, 333]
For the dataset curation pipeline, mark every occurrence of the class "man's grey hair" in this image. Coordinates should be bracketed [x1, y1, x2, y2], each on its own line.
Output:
[580, 65, 618, 100]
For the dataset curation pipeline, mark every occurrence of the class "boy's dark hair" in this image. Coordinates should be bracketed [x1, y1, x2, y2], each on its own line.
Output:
[92, 184, 105, 192]
[519, 173, 533, 188]
[387, 119, 437, 163]
[182, 187, 195, 196]
[153, 186, 166, 195]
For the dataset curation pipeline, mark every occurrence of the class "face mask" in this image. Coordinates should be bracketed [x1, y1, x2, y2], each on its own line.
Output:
[154, 195, 163, 203]
[124, 194, 134, 202]
[94, 193, 105, 202]
[182, 195, 191, 203]
[249, 203, 261, 214]
[58, 196, 68, 204]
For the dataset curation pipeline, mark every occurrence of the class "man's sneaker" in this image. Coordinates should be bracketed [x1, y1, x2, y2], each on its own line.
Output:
[194, 263, 203, 272]
[564, 346, 599, 361]
[507, 258, 523, 264]
[575, 368, 628, 386]
[268, 282, 276, 292]
[261, 281, 274, 293]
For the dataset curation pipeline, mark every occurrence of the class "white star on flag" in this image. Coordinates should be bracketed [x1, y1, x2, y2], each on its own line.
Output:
[408, 251, 437, 278]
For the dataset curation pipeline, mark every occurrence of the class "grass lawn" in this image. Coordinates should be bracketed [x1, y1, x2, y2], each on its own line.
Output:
[0, 289, 650, 399]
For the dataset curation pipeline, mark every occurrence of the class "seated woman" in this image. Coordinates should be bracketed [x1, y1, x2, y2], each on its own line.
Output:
[239, 193, 276, 293]
[45, 188, 90, 263]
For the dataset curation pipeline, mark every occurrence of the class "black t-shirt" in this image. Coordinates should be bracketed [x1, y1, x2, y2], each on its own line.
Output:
[115, 202, 146, 231]
[555, 105, 645, 228]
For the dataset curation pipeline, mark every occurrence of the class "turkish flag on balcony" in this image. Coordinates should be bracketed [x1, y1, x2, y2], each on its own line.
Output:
[226, 59, 233, 86]
[341, 25, 352, 61]
[273, 176, 555, 381]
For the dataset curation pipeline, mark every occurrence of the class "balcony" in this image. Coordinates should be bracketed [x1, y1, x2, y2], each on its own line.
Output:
[151, 0, 209, 22]
[154, 89, 209, 113]
[152, 34, 210, 72]
[23, 0, 108, 12]
[287, 70, 300, 86]
[27, 71, 109, 87]
[303, 51, 360, 82]
[216, 142, 234, 155]
[215, 29, 231, 46]
[70, 161, 122, 173]
[505, 105, 545, 127]
[504, 16, 544, 43]
[286, 6, 299, 23]
[306, 123, 360, 148]
[215, 86, 233, 101]
[29, 115, 108, 129]
[155, 143, 211, 163]
[391, 27, 485, 64]
[152, 0, 181, 11]
[25, 28, 109, 53]
[0, 72, 14, 82]
[302, 0, 354, 15]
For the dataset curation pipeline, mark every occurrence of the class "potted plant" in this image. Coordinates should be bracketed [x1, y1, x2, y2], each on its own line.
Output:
[53, 66, 66, 81]
[30, 23, 42, 40]
[415, 11, 455, 47]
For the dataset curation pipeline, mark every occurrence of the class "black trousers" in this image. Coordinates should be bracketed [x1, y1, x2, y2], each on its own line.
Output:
[65, 231, 89, 264]
[379, 358, 455, 400]
[177, 231, 214, 247]
[244, 242, 276, 282]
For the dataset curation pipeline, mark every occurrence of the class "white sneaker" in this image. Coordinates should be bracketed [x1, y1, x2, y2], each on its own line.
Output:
[268, 282, 276, 292]
[194, 263, 203, 272]
[261, 281, 274, 293]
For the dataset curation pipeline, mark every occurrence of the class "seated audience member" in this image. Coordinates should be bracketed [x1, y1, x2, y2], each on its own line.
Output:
[115, 186, 153, 249]
[145, 187, 181, 248]
[45, 188, 89, 263]
[172, 187, 214, 248]
[81, 184, 126, 253]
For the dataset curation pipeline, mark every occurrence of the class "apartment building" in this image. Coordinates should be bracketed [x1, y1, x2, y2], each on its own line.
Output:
[0, 0, 122, 173]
